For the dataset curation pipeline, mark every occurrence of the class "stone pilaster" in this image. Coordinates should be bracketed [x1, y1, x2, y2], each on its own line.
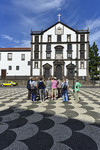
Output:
[40, 35, 42, 76]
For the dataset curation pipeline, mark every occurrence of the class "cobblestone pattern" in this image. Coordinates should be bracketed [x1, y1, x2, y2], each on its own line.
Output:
[0, 87, 100, 150]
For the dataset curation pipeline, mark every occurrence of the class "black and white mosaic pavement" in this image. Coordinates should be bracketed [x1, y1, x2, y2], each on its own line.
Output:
[0, 87, 100, 150]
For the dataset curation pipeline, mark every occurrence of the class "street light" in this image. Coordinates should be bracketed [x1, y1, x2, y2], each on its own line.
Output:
[70, 62, 76, 93]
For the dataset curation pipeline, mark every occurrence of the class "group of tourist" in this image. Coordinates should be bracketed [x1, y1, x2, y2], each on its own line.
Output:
[27, 76, 81, 103]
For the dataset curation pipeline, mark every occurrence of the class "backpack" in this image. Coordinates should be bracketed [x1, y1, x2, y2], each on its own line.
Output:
[62, 82, 68, 90]
[30, 81, 35, 89]
[27, 80, 31, 90]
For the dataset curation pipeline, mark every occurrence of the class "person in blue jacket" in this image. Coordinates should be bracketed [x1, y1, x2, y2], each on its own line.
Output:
[61, 78, 69, 102]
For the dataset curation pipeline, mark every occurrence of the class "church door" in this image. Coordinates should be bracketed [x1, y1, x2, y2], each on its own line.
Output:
[67, 69, 74, 79]
[44, 69, 50, 79]
[55, 65, 62, 79]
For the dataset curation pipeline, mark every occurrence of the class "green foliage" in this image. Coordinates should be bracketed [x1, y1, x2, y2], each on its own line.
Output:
[89, 42, 100, 78]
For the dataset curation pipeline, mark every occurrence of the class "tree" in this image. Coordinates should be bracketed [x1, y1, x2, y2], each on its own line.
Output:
[89, 42, 100, 80]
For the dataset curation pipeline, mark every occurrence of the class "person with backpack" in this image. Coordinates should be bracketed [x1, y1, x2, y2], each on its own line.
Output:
[38, 77, 45, 101]
[30, 77, 37, 102]
[27, 77, 32, 99]
[74, 80, 82, 102]
[61, 78, 69, 102]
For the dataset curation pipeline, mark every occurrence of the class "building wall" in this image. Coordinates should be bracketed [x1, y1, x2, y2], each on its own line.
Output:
[31, 22, 89, 78]
[0, 51, 31, 78]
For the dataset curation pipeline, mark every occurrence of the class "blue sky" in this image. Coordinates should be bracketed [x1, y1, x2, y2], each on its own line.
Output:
[0, 0, 100, 55]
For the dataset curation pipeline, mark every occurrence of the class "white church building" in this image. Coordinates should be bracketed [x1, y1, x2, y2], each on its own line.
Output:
[0, 15, 89, 80]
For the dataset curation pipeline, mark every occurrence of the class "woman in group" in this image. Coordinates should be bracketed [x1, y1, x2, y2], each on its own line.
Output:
[51, 77, 58, 100]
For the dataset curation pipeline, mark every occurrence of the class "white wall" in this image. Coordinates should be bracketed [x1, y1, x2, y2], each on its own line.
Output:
[0, 51, 31, 76]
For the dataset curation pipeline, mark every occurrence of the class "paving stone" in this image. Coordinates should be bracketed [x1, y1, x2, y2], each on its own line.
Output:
[0, 87, 100, 150]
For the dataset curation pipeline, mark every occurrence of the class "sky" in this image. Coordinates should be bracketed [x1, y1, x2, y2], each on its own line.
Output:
[0, 0, 100, 55]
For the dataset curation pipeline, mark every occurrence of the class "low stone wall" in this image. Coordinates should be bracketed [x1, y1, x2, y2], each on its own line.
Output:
[0, 79, 92, 87]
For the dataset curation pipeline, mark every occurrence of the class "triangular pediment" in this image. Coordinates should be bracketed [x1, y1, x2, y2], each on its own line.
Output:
[43, 63, 52, 69]
[42, 21, 76, 34]
[66, 63, 76, 69]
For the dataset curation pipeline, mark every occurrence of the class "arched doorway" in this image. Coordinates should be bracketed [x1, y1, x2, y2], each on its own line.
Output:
[56, 65, 62, 79]
[43, 63, 52, 79]
[44, 69, 50, 79]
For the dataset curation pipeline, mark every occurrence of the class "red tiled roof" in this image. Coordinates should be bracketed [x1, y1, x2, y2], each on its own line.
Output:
[0, 47, 31, 51]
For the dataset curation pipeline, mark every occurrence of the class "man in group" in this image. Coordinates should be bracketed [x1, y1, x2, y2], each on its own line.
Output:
[61, 78, 69, 102]
[74, 80, 82, 102]
[38, 77, 45, 101]
[30, 77, 37, 102]
[45, 77, 52, 99]
[27, 77, 32, 99]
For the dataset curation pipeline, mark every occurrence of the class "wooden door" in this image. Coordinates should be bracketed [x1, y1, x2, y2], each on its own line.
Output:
[44, 69, 50, 79]
[56, 65, 62, 79]
[1, 70, 6, 79]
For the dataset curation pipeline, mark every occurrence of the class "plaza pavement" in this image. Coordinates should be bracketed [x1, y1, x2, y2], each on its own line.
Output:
[0, 87, 100, 150]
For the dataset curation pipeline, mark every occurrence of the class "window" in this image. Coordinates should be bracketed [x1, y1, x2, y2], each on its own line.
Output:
[34, 52, 39, 59]
[46, 52, 51, 59]
[67, 44, 72, 50]
[57, 35, 61, 42]
[35, 36, 39, 43]
[80, 35, 85, 42]
[80, 62, 84, 69]
[56, 49, 63, 59]
[80, 44, 85, 50]
[48, 35, 52, 42]
[16, 66, 19, 70]
[28, 61, 31, 65]
[80, 52, 85, 59]
[47, 44, 51, 51]
[35, 62, 38, 68]
[67, 53, 72, 59]
[21, 54, 25, 60]
[0, 53, 1, 60]
[67, 34, 71, 42]
[8, 66, 12, 70]
[8, 53, 12, 60]
[35, 45, 39, 51]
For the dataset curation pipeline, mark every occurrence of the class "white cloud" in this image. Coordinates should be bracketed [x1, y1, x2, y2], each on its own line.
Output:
[1, 34, 13, 41]
[12, 0, 66, 13]
[90, 31, 100, 44]
[85, 18, 100, 30]
[1, 34, 20, 44]
[14, 40, 30, 47]
[84, 18, 100, 54]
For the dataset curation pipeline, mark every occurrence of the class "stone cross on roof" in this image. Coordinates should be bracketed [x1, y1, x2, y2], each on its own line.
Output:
[57, 14, 61, 22]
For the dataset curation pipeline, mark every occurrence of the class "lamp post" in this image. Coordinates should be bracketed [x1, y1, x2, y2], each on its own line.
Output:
[70, 62, 76, 93]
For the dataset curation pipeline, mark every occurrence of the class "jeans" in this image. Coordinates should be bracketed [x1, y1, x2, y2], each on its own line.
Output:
[31, 93, 36, 101]
[31, 89, 36, 101]
[62, 90, 68, 102]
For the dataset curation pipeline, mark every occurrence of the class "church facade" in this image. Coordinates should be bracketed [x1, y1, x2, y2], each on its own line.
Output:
[31, 21, 89, 80]
[0, 19, 89, 80]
